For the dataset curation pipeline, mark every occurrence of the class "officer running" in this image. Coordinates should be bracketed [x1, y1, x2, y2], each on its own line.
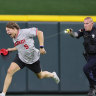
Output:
[65, 17, 96, 96]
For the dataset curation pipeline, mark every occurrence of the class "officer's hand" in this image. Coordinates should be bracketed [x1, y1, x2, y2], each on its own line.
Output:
[64, 28, 73, 34]
[40, 48, 46, 54]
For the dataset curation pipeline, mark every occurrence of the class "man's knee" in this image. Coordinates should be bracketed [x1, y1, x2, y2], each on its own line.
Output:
[7, 68, 14, 76]
[36, 72, 44, 79]
[7, 64, 17, 75]
[7, 62, 20, 76]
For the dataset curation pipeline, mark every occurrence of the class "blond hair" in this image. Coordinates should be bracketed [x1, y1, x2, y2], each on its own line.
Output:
[84, 17, 93, 22]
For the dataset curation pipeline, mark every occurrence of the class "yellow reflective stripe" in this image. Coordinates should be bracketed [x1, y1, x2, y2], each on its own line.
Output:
[0, 15, 96, 22]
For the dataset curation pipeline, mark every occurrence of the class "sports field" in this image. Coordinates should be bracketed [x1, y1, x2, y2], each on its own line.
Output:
[7, 95, 86, 96]
[0, 0, 96, 15]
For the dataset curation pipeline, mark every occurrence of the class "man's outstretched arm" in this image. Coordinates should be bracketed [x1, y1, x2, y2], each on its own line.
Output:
[37, 30, 46, 54]
[7, 47, 17, 52]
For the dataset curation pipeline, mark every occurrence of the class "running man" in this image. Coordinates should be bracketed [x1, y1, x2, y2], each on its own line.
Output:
[0, 22, 60, 96]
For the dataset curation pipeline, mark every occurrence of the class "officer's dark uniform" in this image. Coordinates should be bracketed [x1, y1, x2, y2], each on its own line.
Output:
[77, 27, 96, 89]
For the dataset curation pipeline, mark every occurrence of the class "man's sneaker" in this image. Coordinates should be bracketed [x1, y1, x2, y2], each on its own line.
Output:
[52, 72, 60, 84]
[88, 88, 96, 96]
[0, 93, 5, 96]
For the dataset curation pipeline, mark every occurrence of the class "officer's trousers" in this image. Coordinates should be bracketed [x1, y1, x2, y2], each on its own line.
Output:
[83, 55, 96, 88]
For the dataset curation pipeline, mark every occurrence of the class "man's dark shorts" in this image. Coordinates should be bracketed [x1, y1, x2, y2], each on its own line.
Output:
[13, 54, 41, 73]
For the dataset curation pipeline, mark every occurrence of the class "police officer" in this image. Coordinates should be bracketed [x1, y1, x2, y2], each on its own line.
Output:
[66, 17, 96, 96]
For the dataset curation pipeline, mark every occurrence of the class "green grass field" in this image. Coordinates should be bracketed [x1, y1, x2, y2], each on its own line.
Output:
[0, 0, 96, 15]
[7, 95, 86, 96]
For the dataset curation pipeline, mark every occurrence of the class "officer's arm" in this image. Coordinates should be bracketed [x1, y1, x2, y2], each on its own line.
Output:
[69, 32, 78, 38]
[7, 47, 17, 52]
[65, 29, 83, 38]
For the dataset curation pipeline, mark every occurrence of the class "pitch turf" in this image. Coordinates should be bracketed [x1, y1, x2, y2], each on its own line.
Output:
[0, 0, 96, 15]
[7, 95, 86, 96]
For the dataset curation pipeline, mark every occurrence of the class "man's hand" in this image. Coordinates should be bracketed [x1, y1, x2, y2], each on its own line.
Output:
[0, 48, 8, 56]
[40, 48, 46, 54]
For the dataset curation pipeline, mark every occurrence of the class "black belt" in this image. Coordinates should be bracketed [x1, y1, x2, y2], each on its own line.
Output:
[87, 53, 96, 56]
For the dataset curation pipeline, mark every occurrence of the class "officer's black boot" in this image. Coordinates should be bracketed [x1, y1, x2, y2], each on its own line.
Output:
[88, 86, 96, 96]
